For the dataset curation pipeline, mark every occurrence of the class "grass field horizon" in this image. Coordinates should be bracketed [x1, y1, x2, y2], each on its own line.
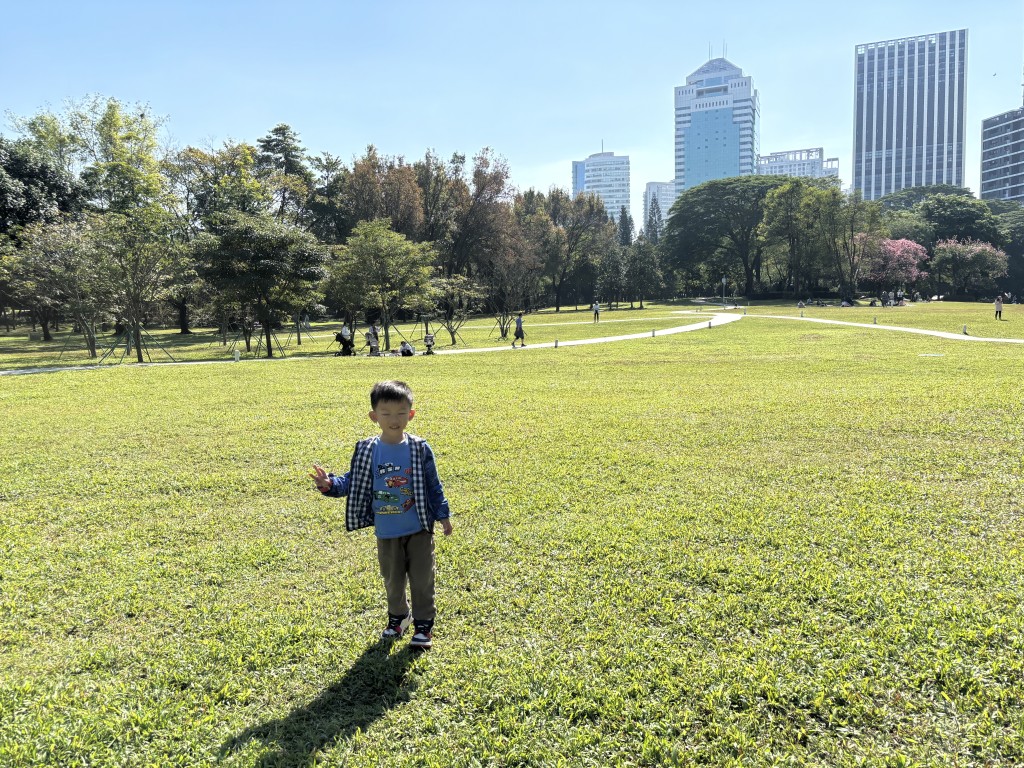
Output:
[2, 313, 1023, 766]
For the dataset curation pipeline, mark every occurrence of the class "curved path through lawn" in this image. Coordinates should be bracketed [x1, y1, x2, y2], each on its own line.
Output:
[3, 308, 1022, 376]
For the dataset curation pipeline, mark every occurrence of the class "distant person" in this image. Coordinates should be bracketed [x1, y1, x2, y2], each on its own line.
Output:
[592, 301, 601, 323]
[310, 380, 452, 649]
[399, 340, 415, 356]
[512, 312, 526, 348]
[797, 300, 806, 309]
[995, 294, 1004, 320]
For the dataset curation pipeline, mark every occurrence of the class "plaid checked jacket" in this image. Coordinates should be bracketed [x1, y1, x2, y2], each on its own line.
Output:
[325, 434, 451, 533]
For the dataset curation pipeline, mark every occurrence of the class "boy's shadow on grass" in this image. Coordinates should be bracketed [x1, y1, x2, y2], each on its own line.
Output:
[221, 641, 420, 767]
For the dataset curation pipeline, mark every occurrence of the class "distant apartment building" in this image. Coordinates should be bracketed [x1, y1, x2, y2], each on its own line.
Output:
[572, 152, 631, 221]
[643, 182, 676, 232]
[981, 106, 1024, 201]
[757, 148, 839, 179]
[674, 57, 759, 192]
[853, 29, 967, 200]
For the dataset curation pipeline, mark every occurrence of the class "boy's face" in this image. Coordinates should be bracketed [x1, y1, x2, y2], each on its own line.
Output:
[369, 398, 415, 443]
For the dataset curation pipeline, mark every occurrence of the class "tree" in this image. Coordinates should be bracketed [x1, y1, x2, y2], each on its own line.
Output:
[256, 124, 313, 223]
[864, 239, 928, 290]
[446, 149, 514, 278]
[528, 189, 609, 311]
[878, 184, 973, 211]
[884, 210, 935, 252]
[997, 208, 1024, 296]
[431, 274, 484, 346]
[801, 188, 882, 299]
[345, 146, 424, 240]
[306, 153, 355, 245]
[0, 137, 85, 240]
[931, 239, 1008, 297]
[624, 234, 663, 308]
[617, 205, 634, 246]
[98, 207, 183, 362]
[338, 219, 434, 351]
[917, 194, 1002, 247]
[645, 197, 663, 245]
[762, 179, 818, 296]
[664, 176, 788, 295]
[15, 214, 114, 356]
[198, 212, 327, 358]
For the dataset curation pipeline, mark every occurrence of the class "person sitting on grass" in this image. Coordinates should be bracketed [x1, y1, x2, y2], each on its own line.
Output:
[310, 380, 453, 649]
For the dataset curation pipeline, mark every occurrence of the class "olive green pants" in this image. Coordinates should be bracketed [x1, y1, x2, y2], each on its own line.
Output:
[376, 530, 436, 621]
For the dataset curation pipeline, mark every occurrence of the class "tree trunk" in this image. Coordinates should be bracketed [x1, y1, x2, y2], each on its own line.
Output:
[177, 301, 192, 334]
[41, 315, 52, 342]
[264, 323, 274, 358]
[134, 325, 144, 363]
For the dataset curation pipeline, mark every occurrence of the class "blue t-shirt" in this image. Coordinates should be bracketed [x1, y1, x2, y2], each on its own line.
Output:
[371, 440, 421, 539]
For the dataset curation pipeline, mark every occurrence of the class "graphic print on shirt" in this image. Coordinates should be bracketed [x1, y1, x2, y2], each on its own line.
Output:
[371, 441, 421, 538]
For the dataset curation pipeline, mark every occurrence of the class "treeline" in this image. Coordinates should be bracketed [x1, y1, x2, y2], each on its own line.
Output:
[663, 176, 1023, 301]
[0, 96, 664, 358]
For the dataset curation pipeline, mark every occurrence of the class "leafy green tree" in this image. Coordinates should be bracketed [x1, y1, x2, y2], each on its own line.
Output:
[801, 188, 882, 299]
[98, 207, 184, 361]
[917, 194, 1002, 247]
[664, 176, 787, 295]
[70, 97, 168, 213]
[624, 234, 662, 308]
[0, 137, 85, 240]
[15, 214, 114, 356]
[442, 149, 513, 278]
[931, 239, 1008, 297]
[878, 184, 973, 211]
[198, 212, 327, 357]
[997, 208, 1024, 295]
[333, 219, 434, 350]
[256, 124, 314, 223]
[306, 153, 354, 245]
[762, 179, 818, 296]
[884, 210, 935, 252]
[527, 189, 609, 311]
[344, 146, 424, 240]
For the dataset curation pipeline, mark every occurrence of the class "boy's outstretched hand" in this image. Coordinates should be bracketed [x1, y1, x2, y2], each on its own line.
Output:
[309, 465, 332, 492]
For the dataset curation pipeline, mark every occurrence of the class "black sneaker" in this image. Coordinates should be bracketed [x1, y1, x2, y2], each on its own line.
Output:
[382, 612, 411, 640]
[410, 619, 433, 649]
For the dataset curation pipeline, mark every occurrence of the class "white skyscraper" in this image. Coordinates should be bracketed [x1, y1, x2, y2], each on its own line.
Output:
[572, 152, 631, 221]
[674, 58, 759, 192]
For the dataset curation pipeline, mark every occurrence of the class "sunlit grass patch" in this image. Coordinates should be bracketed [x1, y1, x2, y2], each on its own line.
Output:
[1, 320, 1023, 765]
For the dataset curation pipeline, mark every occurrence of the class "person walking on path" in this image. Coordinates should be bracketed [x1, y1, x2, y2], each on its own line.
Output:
[512, 312, 526, 347]
[995, 294, 1004, 320]
[592, 301, 601, 323]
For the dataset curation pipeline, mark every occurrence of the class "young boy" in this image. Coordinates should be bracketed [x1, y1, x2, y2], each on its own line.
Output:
[310, 380, 453, 648]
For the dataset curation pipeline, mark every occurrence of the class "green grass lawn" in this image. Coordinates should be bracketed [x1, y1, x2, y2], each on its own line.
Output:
[732, 300, 1024, 340]
[0, 304, 700, 371]
[2, 318, 1023, 766]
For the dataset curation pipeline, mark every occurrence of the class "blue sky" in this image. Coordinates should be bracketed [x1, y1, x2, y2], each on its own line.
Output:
[3, 0, 1023, 225]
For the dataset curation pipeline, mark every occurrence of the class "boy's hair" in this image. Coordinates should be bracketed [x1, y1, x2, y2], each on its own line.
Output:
[371, 380, 414, 409]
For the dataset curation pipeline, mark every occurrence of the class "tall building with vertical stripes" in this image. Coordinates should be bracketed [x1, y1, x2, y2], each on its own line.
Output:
[853, 29, 967, 200]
